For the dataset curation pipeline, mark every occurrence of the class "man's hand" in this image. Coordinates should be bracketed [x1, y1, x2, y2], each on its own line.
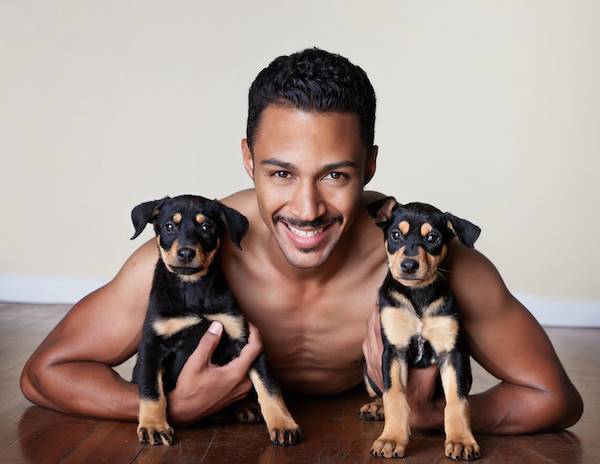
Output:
[362, 304, 440, 428]
[168, 321, 262, 424]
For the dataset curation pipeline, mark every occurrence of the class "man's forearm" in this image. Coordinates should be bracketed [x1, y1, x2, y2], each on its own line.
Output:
[22, 360, 139, 421]
[417, 381, 582, 434]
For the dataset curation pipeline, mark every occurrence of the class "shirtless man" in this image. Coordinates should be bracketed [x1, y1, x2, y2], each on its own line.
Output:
[21, 48, 582, 433]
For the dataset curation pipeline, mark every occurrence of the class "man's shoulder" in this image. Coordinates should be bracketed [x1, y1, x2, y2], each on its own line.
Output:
[361, 190, 387, 207]
[220, 189, 257, 216]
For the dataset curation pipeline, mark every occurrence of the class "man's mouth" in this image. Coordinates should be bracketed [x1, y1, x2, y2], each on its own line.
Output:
[276, 216, 341, 250]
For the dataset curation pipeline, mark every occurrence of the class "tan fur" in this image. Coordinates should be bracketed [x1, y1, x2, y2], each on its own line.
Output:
[195, 213, 206, 224]
[177, 240, 220, 283]
[152, 316, 202, 338]
[440, 363, 479, 459]
[399, 221, 410, 236]
[172, 212, 182, 224]
[137, 371, 173, 446]
[205, 313, 246, 340]
[249, 368, 299, 442]
[420, 223, 433, 237]
[422, 297, 447, 317]
[380, 306, 419, 348]
[372, 359, 410, 458]
[422, 316, 459, 354]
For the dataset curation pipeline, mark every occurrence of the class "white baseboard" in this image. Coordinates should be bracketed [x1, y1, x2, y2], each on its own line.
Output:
[514, 293, 600, 328]
[0, 274, 110, 305]
[0, 274, 598, 327]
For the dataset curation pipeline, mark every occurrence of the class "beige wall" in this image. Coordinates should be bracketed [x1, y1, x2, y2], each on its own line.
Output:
[1, 1, 599, 300]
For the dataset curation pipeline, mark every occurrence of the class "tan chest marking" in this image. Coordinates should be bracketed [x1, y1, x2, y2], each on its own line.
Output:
[381, 291, 417, 347]
[381, 295, 458, 353]
[205, 313, 246, 340]
[152, 316, 202, 338]
[421, 315, 458, 354]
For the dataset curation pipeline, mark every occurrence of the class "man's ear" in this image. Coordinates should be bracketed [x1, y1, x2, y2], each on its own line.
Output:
[215, 201, 249, 250]
[364, 145, 378, 186]
[241, 138, 255, 181]
[130, 197, 169, 240]
[366, 196, 398, 228]
[445, 212, 481, 248]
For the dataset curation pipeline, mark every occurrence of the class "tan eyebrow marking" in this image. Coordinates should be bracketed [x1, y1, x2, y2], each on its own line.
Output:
[172, 213, 182, 224]
[196, 213, 206, 224]
[399, 221, 410, 235]
[421, 223, 433, 237]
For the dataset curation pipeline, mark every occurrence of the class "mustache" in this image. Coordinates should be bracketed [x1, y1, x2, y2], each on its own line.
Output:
[274, 214, 343, 229]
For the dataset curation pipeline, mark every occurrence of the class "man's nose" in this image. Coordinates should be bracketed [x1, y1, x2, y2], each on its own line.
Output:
[288, 180, 326, 221]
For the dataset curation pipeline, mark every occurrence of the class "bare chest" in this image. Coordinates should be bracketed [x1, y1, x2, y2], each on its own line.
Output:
[223, 246, 387, 393]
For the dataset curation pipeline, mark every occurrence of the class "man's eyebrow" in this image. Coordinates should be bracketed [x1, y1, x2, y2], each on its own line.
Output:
[322, 161, 359, 171]
[261, 158, 296, 170]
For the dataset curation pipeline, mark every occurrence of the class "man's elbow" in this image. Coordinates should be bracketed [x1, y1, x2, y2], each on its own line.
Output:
[20, 355, 51, 407]
[540, 382, 584, 431]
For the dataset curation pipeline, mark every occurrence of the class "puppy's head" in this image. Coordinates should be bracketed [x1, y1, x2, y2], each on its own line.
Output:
[367, 197, 480, 287]
[130, 195, 248, 282]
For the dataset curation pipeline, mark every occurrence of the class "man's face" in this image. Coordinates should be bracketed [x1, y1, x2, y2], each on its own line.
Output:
[242, 105, 376, 269]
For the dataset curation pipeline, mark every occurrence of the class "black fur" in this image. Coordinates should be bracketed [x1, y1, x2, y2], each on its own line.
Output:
[365, 198, 480, 402]
[130, 195, 285, 441]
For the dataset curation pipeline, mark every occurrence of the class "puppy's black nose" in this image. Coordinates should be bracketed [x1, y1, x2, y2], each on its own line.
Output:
[401, 259, 419, 274]
[177, 247, 196, 263]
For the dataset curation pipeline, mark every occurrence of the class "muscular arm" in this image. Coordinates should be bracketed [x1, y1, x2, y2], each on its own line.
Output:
[20, 240, 156, 420]
[421, 241, 584, 433]
[20, 239, 260, 422]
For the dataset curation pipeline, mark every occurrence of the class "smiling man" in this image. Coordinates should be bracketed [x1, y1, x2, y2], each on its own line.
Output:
[21, 49, 582, 434]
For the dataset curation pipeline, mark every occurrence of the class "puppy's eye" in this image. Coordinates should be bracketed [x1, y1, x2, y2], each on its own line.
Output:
[163, 223, 175, 233]
[200, 223, 214, 234]
[425, 232, 441, 245]
[390, 230, 401, 241]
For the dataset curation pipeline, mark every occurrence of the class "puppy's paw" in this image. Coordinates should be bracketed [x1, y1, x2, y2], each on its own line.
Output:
[268, 424, 302, 446]
[359, 400, 384, 421]
[234, 400, 264, 424]
[444, 437, 481, 461]
[370, 435, 408, 459]
[137, 421, 174, 446]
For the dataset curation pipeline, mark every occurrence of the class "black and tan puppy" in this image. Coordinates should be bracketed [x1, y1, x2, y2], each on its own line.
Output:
[361, 197, 481, 461]
[130, 195, 300, 447]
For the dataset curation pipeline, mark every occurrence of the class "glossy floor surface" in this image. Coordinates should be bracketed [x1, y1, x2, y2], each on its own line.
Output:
[1, 303, 598, 463]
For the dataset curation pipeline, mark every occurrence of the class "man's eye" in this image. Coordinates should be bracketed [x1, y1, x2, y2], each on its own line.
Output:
[273, 171, 290, 179]
[163, 223, 175, 233]
[426, 233, 441, 245]
[390, 230, 401, 241]
[200, 223, 214, 234]
[324, 172, 348, 181]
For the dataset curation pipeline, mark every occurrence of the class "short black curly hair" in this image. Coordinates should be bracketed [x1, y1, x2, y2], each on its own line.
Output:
[246, 48, 376, 151]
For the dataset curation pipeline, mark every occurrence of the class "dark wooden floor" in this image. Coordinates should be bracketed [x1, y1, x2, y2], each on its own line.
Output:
[1, 303, 598, 463]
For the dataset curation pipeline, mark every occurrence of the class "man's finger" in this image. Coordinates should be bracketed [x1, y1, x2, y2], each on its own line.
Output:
[185, 321, 223, 371]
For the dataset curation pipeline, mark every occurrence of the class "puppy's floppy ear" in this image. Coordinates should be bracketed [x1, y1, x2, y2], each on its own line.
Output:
[215, 201, 249, 250]
[445, 212, 481, 248]
[366, 196, 399, 228]
[130, 197, 169, 240]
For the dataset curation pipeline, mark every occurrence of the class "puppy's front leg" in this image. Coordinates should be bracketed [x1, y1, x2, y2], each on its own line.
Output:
[137, 342, 174, 446]
[205, 312, 300, 446]
[248, 353, 301, 446]
[439, 350, 480, 460]
[371, 344, 410, 458]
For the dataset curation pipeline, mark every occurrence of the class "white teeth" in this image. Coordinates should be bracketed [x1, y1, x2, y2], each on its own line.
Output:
[286, 224, 325, 238]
